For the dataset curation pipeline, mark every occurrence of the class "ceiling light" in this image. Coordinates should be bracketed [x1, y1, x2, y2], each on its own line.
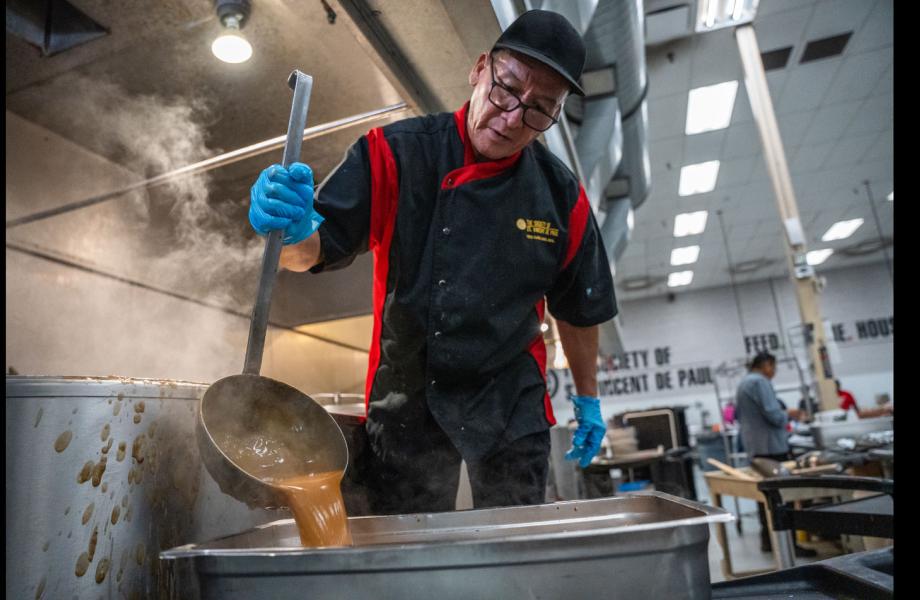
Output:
[626, 208, 635, 231]
[806, 249, 833, 265]
[674, 211, 709, 237]
[686, 81, 739, 134]
[821, 218, 864, 242]
[668, 271, 694, 287]
[212, 0, 252, 64]
[671, 245, 701, 266]
[540, 323, 549, 333]
[696, 0, 759, 32]
[679, 161, 720, 196]
[887, 191, 893, 202]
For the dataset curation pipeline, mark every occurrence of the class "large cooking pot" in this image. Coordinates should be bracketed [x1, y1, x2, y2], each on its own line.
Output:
[162, 492, 733, 600]
[5, 376, 286, 600]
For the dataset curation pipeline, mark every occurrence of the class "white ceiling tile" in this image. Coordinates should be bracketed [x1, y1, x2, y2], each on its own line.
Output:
[790, 142, 835, 173]
[722, 121, 761, 158]
[749, 159, 768, 183]
[777, 60, 842, 113]
[717, 156, 757, 188]
[649, 136, 684, 173]
[757, 0, 819, 18]
[799, 100, 862, 145]
[689, 29, 743, 88]
[728, 222, 759, 245]
[647, 168, 680, 199]
[647, 93, 686, 141]
[822, 133, 881, 169]
[822, 47, 891, 103]
[862, 129, 892, 162]
[765, 70, 789, 98]
[845, 0, 893, 54]
[804, 0, 875, 41]
[875, 66, 893, 95]
[777, 110, 817, 149]
[683, 130, 726, 163]
[751, 6, 815, 51]
[646, 41, 693, 99]
[844, 93, 893, 136]
[731, 84, 754, 124]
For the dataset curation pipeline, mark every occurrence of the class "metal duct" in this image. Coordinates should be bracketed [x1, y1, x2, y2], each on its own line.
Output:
[533, 0, 600, 36]
[6, 0, 109, 56]
[583, 0, 647, 110]
[581, 0, 651, 262]
[575, 96, 624, 209]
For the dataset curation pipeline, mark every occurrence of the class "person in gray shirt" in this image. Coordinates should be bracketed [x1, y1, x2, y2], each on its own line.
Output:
[735, 351, 814, 556]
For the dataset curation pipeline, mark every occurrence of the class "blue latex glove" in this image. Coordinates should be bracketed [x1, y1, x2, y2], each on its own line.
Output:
[249, 162, 324, 245]
[564, 395, 606, 468]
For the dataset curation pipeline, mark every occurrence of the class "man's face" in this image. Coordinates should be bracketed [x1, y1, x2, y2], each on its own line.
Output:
[762, 361, 777, 379]
[466, 50, 570, 161]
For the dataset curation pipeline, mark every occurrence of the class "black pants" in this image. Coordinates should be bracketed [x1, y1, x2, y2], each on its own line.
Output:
[360, 395, 550, 515]
[753, 452, 792, 543]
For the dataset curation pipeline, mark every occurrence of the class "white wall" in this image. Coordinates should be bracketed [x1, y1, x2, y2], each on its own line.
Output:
[549, 264, 894, 432]
[6, 111, 368, 394]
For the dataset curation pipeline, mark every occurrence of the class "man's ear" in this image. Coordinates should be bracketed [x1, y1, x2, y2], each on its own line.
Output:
[469, 52, 489, 87]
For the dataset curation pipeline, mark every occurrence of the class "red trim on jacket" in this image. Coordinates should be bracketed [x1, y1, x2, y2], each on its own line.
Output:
[562, 186, 591, 270]
[442, 102, 522, 190]
[364, 127, 399, 413]
[528, 298, 556, 425]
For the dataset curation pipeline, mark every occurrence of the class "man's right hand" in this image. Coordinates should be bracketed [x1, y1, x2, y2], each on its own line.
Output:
[249, 162, 324, 245]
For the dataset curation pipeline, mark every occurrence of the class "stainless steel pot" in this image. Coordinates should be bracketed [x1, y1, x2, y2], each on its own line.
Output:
[5, 376, 287, 600]
[162, 492, 733, 600]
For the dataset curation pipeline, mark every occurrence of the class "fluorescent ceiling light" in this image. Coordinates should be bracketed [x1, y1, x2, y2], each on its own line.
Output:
[821, 218, 864, 242]
[887, 191, 893, 202]
[679, 161, 720, 196]
[671, 245, 701, 266]
[668, 271, 694, 287]
[674, 210, 709, 237]
[627, 208, 635, 231]
[686, 81, 739, 134]
[806, 249, 833, 265]
[696, 0, 759, 32]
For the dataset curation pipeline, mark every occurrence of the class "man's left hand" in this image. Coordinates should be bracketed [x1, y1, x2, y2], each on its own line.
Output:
[564, 395, 606, 468]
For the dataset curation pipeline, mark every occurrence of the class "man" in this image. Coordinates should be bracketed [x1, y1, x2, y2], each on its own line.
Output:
[248, 10, 616, 514]
[735, 351, 816, 557]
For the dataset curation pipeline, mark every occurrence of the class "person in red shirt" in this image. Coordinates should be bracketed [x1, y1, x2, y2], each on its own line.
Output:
[836, 379, 894, 419]
[836, 380, 858, 414]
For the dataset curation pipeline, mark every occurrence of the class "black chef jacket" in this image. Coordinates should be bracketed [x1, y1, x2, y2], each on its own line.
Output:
[311, 102, 617, 461]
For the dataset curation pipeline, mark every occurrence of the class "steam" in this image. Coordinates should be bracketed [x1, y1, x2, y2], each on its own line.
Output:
[45, 74, 262, 301]
[7, 73, 269, 381]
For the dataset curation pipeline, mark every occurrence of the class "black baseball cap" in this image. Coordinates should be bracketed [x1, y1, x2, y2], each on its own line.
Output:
[492, 10, 586, 96]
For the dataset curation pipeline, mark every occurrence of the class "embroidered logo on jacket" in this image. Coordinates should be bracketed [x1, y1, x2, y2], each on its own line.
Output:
[516, 218, 559, 244]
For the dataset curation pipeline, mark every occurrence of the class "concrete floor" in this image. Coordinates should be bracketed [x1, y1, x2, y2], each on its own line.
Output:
[694, 466, 842, 584]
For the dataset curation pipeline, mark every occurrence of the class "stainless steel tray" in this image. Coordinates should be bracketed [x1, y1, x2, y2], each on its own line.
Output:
[809, 417, 893, 449]
[162, 492, 732, 600]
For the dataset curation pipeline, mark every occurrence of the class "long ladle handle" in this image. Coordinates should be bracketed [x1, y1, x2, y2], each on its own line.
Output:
[243, 70, 314, 375]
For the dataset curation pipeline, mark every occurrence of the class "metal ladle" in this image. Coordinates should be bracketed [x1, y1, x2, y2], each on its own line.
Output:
[197, 71, 348, 509]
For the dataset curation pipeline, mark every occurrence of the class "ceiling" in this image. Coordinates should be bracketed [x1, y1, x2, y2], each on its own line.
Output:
[5, 0, 894, 323]
[618, 0, 893, 300]
[5, 0, 501, 326]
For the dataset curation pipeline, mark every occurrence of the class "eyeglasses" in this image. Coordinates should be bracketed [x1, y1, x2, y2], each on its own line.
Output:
[488, 53, 561, 132]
